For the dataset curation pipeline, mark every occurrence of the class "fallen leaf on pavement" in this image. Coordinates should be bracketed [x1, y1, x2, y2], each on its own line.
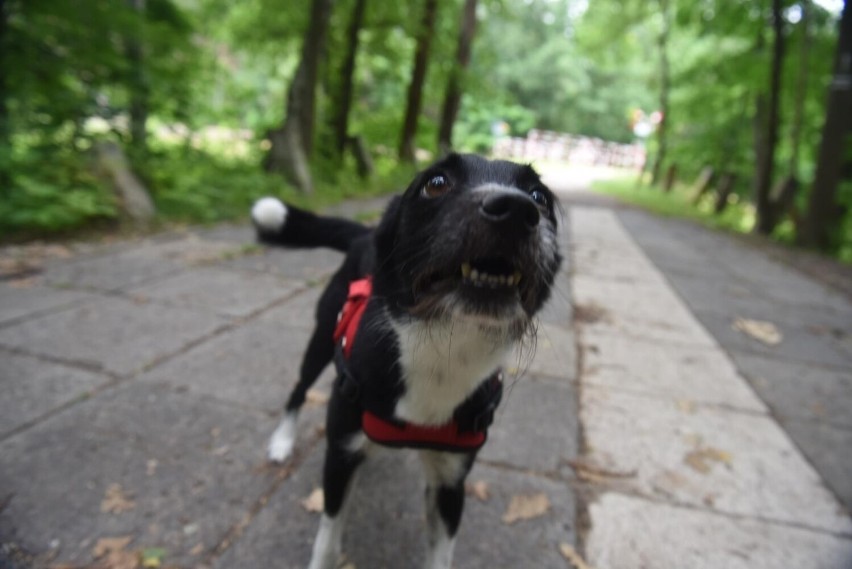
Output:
[101, 484, 136, 514]
[559, 542, 595, 569]
[301, 488, 324, 513]
[146, 460, 158, 477]
[190, 543, 204, 556]
[732, 318, 782, 345]
[501, 492, 550, 524]
[465, 480, 490, 501]
[676, 399, 695, 414]
[92, 536, 138, 569]
[684, 447, 733, 474]
[306, 389, 330, 406]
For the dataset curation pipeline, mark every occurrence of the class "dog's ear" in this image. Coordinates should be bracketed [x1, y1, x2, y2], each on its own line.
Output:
[374, 195, 402, 265]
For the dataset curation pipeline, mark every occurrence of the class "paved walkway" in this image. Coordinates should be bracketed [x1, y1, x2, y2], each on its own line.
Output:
[1, 176, 851, 568]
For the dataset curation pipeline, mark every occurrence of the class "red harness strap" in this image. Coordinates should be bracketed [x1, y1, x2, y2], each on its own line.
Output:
[333, 277, 373, 358]
[333, 277, 497, 452]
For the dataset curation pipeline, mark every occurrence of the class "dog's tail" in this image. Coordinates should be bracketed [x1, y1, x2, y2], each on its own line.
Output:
[250, 197, 370, 253]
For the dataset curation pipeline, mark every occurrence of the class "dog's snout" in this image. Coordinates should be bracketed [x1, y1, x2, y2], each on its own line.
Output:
[479, 192, 540, 233]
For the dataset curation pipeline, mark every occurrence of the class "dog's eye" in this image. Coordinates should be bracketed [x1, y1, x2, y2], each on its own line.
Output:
[422, 175, 451, 198]
[530, 189, 549, 208]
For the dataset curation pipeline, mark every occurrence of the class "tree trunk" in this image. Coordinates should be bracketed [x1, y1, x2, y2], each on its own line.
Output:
[331, 0, 367, 158]
[789, 0, 811, 178]
[802, 1, 852, 250]
[265, 0, 335, 192]
[650, 0, 671, 186]
[437, 0, 477, 155]
[691, 166, 715, 204]
[126, 0, 148, 159]
[754, 0, 785, 235]
[399, 0, 438, 163]
[715, 172, 737, 214]
[0, 0, 10, 193]
[663, 163, 677, 193]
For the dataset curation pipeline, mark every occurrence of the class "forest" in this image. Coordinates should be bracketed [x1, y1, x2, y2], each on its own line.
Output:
[0, 0, 850, 258]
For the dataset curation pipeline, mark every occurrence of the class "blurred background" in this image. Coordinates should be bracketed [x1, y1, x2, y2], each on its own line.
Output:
[0, 0, 849, 261]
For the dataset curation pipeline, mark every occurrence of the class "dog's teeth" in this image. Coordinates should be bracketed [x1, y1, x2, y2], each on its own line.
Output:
[513, 271, 522, 284]
[461, 263, 471, 279]
[506, 274, 515, 286]
[498, 275, 507, 285]
[470, 269, 480, 282]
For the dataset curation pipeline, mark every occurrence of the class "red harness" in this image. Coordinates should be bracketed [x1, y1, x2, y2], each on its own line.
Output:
[333, 277, 501, 452]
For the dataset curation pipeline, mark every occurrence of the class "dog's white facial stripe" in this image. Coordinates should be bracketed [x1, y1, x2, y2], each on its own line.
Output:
[392, 318, 514, 426]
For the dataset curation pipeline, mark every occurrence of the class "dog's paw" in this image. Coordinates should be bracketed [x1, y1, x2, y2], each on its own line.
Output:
[251, 197, 288, 232]
[267, 412, 297, 463]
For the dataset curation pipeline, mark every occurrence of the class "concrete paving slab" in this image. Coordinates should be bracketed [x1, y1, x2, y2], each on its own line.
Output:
[581, 385, 851, 533]
[42, 248, 184, 292]
[731, 352, 852, 428]
[221, 247, 343, 282]
[0, 284, 98, 327]
[574, 275, 715, 347]
[0, 350, 111, 438]
[137, 317, 333, 415]
[0, 296, 227, 376]
[510, 322, 577, 381]
[479, 374, 577, 476]
[0, 382, 276, 567]
[128, 266, 304, 319]
[581, 329, 765, 411]
[779, 418, 852, 512]
[693, 309, 852, 369]
[256, 284, 324, 330]
[586, 493, 852, 569]
[215, 445, 575, 569]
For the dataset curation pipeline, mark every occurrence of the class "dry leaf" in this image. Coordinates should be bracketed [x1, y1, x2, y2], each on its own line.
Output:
[92, 536, 138, 569]
[189, 543, 204, 556]
[676, 399, 695, 414]
[501, 492, 550, 524]
[559, 542, 595, 569]
[8, 276, 39, 288]
[684, 447, 733, 474]
[732, 318, 782, 345]
[465, 480, 490, 501]
[101, 484, 136, 514]
[305, 389, 330, 406]
[301, 488, 324, 513]
[146, 460, 158, 477]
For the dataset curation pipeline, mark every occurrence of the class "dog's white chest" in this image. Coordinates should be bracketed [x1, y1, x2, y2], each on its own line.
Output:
[392, 319, 513, 426]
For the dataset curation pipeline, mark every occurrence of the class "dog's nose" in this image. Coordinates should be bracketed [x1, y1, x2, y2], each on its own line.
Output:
[479, 191, 540, 234]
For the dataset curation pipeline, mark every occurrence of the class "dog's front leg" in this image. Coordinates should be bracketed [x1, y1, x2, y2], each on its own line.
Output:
[420, 450, 476, 569]
[308, 387, 366, 569]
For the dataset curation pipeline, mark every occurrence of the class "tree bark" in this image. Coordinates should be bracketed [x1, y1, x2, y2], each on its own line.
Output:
[0, 0, 10, 192]
[691, 166, 715, 204]
[663, 164, 677, 193]
[802, 0, 852, 250]
[265, 0, 335, 192]
[331, 0, 367, 158]
[789, 0, 811, 178]
[399, 0, 438, 163]
[126, 0, 148, 159]
[754, 0, 785, 235]
[437, 0, 477, 155]
[715, 172, 737, 214]
[650, 0, 671, 186]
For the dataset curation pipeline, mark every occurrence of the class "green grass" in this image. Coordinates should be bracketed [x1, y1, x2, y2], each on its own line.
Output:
[592, 176, 756, 234]
[592, 175, 852, 264]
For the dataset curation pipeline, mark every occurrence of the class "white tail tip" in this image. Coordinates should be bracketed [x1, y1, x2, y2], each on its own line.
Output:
[252, 197, 288, 231]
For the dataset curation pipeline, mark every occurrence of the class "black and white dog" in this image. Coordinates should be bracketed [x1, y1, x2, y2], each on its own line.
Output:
[251, 153, 561, 569]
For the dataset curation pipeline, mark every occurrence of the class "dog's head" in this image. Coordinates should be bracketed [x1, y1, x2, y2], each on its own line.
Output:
[374, 153, 561, 333]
